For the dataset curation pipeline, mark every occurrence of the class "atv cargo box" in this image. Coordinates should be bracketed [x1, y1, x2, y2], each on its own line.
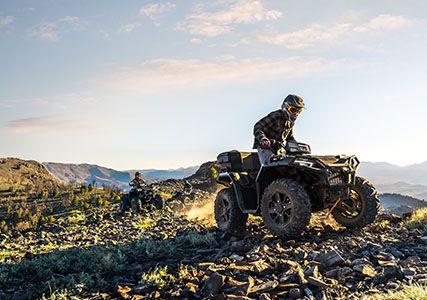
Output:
[217, 151, 261, 172]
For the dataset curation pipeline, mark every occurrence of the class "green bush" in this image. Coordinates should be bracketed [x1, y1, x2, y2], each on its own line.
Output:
[140, 266, 176, 288]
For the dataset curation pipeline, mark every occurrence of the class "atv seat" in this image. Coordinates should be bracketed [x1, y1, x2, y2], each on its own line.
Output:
[217, 151, 261, 172]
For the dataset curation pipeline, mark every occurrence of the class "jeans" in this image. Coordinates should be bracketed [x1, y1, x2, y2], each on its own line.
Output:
[257, 147, 274, 165]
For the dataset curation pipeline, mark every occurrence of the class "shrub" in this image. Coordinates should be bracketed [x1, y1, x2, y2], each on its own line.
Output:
[210, 166, 218, 179]
[0, 220, 9, 234]
[160, 192, 173, 201]
[73, 195, 80, 207]
[67, 213, 85, 224]
[402, 207, 427, 230]
[54, 188, 61, 198]
[368, 283, 427, 300]
[140, 266, 176, 288]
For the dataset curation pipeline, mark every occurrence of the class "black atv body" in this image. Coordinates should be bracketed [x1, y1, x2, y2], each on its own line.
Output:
[215, 142, 380, 238]
[120, 186, 164, 213]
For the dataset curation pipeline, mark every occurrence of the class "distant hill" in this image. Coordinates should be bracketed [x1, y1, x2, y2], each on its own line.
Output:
[359, 161, 427, 186]
[43, 162, 199, 190]
[380, 193, 427, 215]
[376, 182, 427, 200]
[0, 158, 61, 192]
[133, 166, 199, 180]
[359, 161, 427, 200]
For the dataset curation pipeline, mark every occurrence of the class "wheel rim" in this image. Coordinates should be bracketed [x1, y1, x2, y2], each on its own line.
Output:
[218, 197, 231, 225]
[337, 189, 363, 218]
[267, 191, 293, 227]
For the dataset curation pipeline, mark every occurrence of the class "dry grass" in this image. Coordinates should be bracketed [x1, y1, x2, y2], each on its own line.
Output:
[368, 283, 427, 300]
[402, 207, 427, 230]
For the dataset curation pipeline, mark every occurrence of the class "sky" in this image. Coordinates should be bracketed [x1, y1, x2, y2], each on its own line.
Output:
[1, 0, 427, 170]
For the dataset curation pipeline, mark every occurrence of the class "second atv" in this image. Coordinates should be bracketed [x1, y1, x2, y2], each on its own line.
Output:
[120, 185, 164, 213]
[215, 142, 380, 238]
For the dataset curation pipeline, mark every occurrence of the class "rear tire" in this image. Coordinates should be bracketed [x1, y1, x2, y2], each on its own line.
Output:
[261, 179, 311, 238]
[214, 188, 248, 234]
[332, 176, 380, 228]
[153, 195, 164, 210]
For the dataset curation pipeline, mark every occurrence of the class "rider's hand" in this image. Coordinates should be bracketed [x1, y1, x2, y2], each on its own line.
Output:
[261, 137, 271, 148]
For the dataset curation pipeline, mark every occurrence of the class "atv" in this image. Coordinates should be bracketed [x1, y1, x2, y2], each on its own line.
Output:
[215, 141, 380, 238]
[120, 185, 164, 213]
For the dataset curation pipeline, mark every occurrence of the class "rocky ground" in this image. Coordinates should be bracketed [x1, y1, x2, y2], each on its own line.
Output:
[0, 188, 426, 300]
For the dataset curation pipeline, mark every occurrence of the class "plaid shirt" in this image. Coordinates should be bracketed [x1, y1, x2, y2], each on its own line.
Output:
[129, 177, 146, 189]
[253, 109, 296, 149]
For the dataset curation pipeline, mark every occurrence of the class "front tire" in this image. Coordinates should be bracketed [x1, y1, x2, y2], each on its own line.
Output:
[214, 188, 248, 234]
[332, 176, 380, 228]
[261, 179, 311, 238]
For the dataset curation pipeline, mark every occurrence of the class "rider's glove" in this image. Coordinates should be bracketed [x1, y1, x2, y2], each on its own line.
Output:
[260, 137, 271, 149]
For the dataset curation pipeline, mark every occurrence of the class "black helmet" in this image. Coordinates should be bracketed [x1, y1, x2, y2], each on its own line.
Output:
[281, 94, 305, 121]
[135, 172, 141, 177]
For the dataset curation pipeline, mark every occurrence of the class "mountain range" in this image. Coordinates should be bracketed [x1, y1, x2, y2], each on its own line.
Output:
[43, 162, 198, 190]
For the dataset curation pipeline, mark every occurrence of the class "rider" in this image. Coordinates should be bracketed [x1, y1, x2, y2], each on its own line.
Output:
[129, 172, 146, 203]
[253, 94, 305, 165]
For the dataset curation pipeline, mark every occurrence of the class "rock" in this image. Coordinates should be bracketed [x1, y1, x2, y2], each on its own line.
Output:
[230, 240, 246, 252]
[384, 266, 404, 280]
[303, 286, 314, 298]
[229, 254, 245, 261]
[249, 280, 279, 294]
[325, 266, 353, 280]
[402, 267, 416, 277]
[289, 287, 302, 299]
[116, 285, 132, 299]
[201, 272, 227, 297]
[352, 258, 373, 266]
[250, 260, 272, 275]
[319, 249, 345, 268]
[305, 265, 319, 278]
[259, 293, 272, 300]
[377, 260, 397, 267]
[184, 282, 197, 294]
[353, 264, 377, 277]
[306, 276, 330, 289]
[385, 281, 400, 290]
[390, 248, 404, 259]
[421, 236, 427, 244]
[401, 256, 422, 268]
[297, 268, 308, 284]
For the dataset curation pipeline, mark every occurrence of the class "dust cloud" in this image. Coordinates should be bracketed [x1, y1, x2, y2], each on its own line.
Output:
[183, 193, 217, 226]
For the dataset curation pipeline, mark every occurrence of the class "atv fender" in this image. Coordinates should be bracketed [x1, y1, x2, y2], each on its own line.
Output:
[217, 172, 257, 213]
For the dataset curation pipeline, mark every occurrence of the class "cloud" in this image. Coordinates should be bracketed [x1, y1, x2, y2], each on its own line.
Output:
[118, 22, 141, 33]
[260, 23, 351, 49]
[99, 56, 338, 91]
[4, 117, 75, 133]
[261, 14, 413, 49]
[353, 14, 412, 33]
[190, 38, 203, 44]
[140, 2, 176, 19]
[178, 0, 282, 36]
[0, 15, 14, 27]
[29, 16, 83, 41]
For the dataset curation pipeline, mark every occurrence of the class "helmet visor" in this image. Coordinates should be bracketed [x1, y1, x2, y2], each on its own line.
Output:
[287, 105, 302, 116]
